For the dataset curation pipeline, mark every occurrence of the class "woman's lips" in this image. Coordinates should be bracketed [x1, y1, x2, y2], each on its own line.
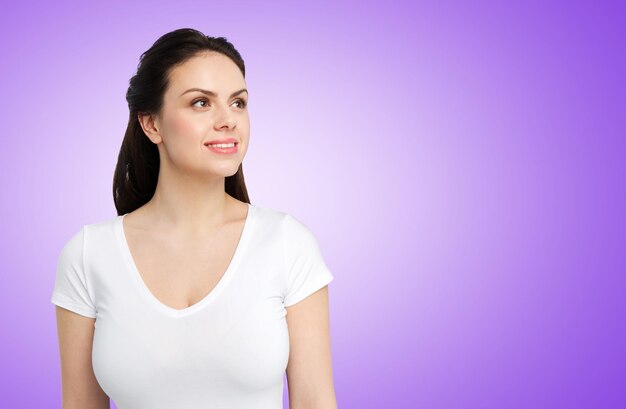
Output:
[204, 142, 238, 154]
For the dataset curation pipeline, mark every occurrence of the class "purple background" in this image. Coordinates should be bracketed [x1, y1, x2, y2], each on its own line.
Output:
[1, 0, 624, 407]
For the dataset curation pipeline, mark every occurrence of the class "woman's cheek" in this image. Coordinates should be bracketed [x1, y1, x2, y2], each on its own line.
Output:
[169, 111, 202, 139]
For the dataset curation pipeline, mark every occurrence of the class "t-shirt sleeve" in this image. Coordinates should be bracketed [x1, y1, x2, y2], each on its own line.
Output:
[282, 214, 334, 307]
[50, 226, 97, 318]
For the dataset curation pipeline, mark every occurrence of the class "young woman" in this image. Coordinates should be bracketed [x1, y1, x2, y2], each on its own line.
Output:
[52, 28, 337, 409]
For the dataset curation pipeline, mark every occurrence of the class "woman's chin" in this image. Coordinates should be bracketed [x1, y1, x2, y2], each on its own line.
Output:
[201, 164, 242, 178]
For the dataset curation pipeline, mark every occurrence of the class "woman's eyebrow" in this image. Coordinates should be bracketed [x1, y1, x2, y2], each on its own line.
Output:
[180, 88, 248, 98]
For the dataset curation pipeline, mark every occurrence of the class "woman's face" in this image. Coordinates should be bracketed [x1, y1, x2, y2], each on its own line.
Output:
[149, 51, 250, 179]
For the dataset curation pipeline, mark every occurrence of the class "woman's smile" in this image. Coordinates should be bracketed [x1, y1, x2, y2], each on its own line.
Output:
[204, 141, 239, 154]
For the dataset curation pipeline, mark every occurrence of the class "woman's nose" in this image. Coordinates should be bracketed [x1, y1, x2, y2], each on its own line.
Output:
[215, 113, 237, 130]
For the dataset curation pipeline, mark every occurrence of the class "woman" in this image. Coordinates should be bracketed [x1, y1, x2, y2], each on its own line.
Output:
[51, 28, 337, 409]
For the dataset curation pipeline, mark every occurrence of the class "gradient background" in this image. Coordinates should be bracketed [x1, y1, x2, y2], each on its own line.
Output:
[1, 0, 624, 407]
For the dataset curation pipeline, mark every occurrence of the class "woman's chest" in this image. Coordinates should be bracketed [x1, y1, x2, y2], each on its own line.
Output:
[89, 252, 289, 402]
[85, 219, 290, 402]
[129, 247, 236, 311]
[123, 222, 247, 311]
[91, 286, 289, 404]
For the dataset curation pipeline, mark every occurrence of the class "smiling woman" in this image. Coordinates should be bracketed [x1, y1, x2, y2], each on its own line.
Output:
[51, 28, 337, 409]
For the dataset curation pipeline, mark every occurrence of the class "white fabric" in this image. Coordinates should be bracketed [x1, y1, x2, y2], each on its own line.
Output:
[50, 203, 334, 409]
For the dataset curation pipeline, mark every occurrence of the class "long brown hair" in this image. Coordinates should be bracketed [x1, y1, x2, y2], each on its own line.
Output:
[112, 28, 250, 216]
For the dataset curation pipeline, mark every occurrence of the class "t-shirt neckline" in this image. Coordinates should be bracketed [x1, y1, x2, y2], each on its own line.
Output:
[114, 202, 255, 319]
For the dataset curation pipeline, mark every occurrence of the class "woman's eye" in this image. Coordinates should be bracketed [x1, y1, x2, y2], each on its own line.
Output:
[192, 99, 208, 108]
[192, 99, 247, 109]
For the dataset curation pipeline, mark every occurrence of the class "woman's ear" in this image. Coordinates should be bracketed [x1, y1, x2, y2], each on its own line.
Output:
[137, 112, 162, 144]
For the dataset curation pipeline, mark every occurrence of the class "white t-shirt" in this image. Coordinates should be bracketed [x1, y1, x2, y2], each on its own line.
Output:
[50, 203, 334, 409]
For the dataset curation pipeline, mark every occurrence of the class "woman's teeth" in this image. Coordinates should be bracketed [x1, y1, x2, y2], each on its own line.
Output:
[207, 143, 235, 148]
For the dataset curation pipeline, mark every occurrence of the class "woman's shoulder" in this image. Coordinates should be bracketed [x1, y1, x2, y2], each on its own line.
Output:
[56, 214, 120, 270]
[65, 214, 122, 248]
[60, 214, 119, 240]
[84, 214, 122, 231]
[250, 203, 317, 238]
[250, 202, 288, 220]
